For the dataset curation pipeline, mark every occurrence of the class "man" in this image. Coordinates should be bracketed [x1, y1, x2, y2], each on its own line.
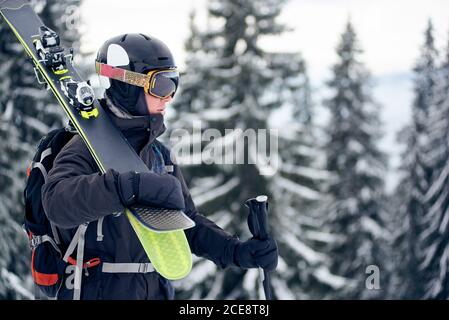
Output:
[41, 33, 278, 300]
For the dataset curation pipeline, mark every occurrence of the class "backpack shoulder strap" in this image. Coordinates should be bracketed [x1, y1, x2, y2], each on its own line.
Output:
[27, 127, 76, 181]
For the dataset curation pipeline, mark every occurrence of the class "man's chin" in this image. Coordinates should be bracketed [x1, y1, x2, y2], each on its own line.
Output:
[149, 110, 165, 116]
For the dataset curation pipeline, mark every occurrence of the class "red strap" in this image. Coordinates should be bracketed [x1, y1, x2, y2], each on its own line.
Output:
[67, 257, 101, 269]
[26, 162, 32, 177]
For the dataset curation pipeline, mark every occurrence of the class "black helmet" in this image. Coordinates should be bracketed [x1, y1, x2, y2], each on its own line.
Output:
[96, 33, 177, 114]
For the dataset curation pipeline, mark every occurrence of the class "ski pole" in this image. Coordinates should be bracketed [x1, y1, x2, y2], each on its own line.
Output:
[244, 195, 273, 300]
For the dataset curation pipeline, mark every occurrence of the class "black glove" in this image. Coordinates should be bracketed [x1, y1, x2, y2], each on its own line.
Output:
[116, 171, 185, 210]
[233, 237, 278, 272]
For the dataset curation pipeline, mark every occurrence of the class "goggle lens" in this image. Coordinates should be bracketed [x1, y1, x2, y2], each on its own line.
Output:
[147, 70, 179, 99]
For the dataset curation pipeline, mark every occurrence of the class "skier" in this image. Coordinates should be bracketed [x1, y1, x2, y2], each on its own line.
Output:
[41, 34, 278, 300]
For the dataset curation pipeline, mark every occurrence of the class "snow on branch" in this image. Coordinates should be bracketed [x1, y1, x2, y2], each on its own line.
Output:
[201, 104, 241, 121]
[305, 230, 343, 244]
[176, 259, 217, 290]
[281, 163, 331, 181]
[360, 216, 390, 240]
[243, 269, 258, 293]
[1, 268, 34, 300]
[281, 233, 326, 265]
[193, 177, 240, 207]
[313, 266, 349, 289]
[271, 277, 296, 300]
[274, 176, 321, 200]
[22, 116, 50, 135]
[1, 100, 14, 121]
[204, 272, 225, 300]
[190, 176, 224, 198]
[425, 160, 449, 202]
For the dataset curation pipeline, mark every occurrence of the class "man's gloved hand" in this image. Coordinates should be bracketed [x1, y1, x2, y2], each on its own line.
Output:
[116, 171, 185, 210]
[233, 237, 278, 272]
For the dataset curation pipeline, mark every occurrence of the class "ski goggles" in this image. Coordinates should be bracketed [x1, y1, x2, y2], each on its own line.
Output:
[95, 62, 179, 99]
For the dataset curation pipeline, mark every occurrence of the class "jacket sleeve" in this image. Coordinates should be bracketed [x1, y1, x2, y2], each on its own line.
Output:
[173, 165, 240, 269]
[41, 136, 124, 229]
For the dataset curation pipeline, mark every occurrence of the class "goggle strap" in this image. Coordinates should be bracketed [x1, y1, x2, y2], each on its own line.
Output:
[95, 62, 149, 89]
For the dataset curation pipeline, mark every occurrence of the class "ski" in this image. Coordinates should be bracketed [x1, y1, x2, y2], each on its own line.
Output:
[0, 0, 193, 280]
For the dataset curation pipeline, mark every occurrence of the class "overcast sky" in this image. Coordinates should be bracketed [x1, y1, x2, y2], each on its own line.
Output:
[81, 0, 449, 191]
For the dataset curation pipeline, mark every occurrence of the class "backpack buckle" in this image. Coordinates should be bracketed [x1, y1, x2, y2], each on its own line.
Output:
[30, 235, 43, 249]
[138, 263, 150, 273]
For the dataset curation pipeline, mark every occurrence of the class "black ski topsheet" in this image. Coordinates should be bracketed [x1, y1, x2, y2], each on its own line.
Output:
[0, 0, 195, 233]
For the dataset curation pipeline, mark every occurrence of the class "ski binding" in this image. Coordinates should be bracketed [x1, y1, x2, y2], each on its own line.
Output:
[32, 26, 69, 73]
[61, 79, 99, 119]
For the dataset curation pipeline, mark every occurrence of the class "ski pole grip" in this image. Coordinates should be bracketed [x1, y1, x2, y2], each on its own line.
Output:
[245, 195, 273, 300]
[255, 195, 269, 240]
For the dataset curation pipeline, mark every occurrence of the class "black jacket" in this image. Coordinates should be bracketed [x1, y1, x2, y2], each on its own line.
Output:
[41, 103, 239, 300]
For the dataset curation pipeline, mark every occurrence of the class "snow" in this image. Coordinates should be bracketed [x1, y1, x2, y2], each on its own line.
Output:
[281, 163, 331, 181]
[281, 233, 326, 265]
[22, 116, 50, 135]
[209, 210, 234, 230]
[347, 139, 364, 154]
[424, 183, 449, 226]
[425, 159, 449, 202]
[439, 206, 449, 234]
[192, 177, 240, 207]
[305, 230, 341, 244]
[201, 104, 240, 121]
[1, 268, 34, 300]
[248, 135, 280, 176]
[242, 268, 258, 293]
[271, 277, 296, 300]
[203, 272, 225, 300]
[295, 144, 322, 158]
[313, 266, 348, 290]
[421, 241, 438, 269]
[360, 216, 387, 239]
[177, 259, 217, 289]
[2, 100, 14, 121]
[190, 176, 223, 198]
[275, 176, 321, 200]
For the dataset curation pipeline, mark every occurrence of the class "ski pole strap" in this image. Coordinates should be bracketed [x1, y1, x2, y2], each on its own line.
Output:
[102, 262, 155, 274]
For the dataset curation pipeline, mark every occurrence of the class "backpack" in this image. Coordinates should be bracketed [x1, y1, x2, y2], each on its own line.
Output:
[23, 125, 176, 299]
[23, 127, 76, 298]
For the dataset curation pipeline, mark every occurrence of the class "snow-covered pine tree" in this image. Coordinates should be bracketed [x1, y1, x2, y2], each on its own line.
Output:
[169, 0, 309, 299]
[419, 24, 449, 299]
[390, 20, 439, 299]
[0, 0, 85, 299]
[322, 21, 390, 299]
[266, 52, 346, 299]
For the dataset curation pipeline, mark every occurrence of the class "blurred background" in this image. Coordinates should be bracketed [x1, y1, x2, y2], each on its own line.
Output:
[1, 0, 449, 299]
